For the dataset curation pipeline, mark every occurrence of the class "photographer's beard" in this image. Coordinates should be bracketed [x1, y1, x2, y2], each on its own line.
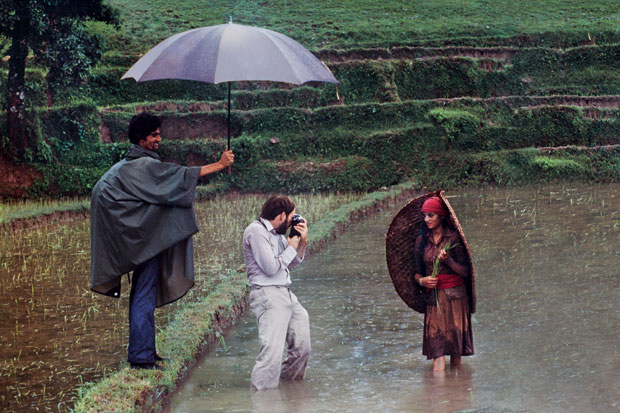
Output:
[275, 219, 290, 235]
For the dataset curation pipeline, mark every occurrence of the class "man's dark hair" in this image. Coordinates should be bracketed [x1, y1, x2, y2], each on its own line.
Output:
[260, 195, 295, 220]
[128, 112, 161, 144]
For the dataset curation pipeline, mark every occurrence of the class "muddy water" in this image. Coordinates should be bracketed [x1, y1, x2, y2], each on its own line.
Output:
[168, 184, 620, 412]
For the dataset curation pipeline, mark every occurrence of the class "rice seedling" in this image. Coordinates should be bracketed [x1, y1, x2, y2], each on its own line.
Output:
[430, 241, 458, 314]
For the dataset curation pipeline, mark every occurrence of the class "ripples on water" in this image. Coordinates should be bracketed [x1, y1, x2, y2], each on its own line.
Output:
[169, 184, 620, 412]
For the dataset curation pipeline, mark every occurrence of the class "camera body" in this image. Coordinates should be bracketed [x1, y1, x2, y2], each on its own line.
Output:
[288, 214, 305, 238]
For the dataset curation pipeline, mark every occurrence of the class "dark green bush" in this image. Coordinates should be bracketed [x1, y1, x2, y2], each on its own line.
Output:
[586, 118, 620, 146]
[36, 103, 101, 146]
[29, 163, 110, 197]
[233, 87, 328, 110]
[393, 58, 482, 100]
[513, 106, 588, 147]
[330, 62, 387, 104]
[86, 67, 227, 105]
[511, 48, 560, 73]
[233, 156, 388, 192]
[427, 108, 485, 150]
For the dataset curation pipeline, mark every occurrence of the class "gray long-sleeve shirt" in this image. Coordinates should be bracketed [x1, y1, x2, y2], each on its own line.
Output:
[242, 218, 303, 287]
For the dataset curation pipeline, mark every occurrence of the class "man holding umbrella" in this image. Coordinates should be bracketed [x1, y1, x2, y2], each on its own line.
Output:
[110, 19, 336, 371]
[90, 112, 234, 370]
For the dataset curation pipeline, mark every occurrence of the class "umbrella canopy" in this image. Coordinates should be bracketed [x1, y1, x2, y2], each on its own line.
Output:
[122, 22, 339, 85]
[385, 190, 476, 314]
[122, 21, 339, 150]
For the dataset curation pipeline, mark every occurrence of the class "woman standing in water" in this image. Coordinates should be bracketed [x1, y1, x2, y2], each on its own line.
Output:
[412, 196, 474, 371]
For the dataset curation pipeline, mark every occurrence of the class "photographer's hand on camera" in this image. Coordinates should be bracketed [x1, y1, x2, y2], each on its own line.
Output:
[287, 234, 300, 249]
[287, 220, 308, 259]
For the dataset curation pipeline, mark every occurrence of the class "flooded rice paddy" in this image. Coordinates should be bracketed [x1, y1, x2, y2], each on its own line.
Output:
[168, 183, 620, 412]
[0, 192, 362, 412]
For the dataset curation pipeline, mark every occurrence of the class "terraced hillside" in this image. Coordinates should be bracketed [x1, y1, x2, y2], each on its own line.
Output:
[27, 44, 620, 194]
[2, 1, 620, 196]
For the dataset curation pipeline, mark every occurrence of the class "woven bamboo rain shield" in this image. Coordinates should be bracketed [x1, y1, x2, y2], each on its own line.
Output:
[385, 190, 476, 313]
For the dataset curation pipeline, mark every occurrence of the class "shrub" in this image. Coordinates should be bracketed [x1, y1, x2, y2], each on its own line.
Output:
[426, 108, 484, 150]
[232, 156, 389, 192]
[533, 156, 587, 178]
[514, 106, 588, 147]
[394, 58, 482, 100]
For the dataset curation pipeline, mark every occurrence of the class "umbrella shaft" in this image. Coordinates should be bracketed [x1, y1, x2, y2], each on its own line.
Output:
[227, 83, 231, 150]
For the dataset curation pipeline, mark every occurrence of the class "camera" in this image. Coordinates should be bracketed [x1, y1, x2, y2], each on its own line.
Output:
[288, 214, 305, 238]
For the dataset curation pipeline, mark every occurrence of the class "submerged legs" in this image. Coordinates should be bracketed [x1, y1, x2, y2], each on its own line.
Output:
[432, 356, 446, 371]
[432, 354, 462, 371]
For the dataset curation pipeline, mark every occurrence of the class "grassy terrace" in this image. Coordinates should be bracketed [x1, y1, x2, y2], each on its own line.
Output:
[104, 0, 620, 51]
[6, 27, 620, 197]
[0, 198, 90, 227]
[1, 1, 619, 199]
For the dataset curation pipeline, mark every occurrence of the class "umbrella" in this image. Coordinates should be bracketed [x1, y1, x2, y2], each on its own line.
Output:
[121, 20, 339, 150]
[385, 190, 476, 313]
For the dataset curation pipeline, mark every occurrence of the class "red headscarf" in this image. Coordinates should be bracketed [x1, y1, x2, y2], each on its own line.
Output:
[421, 196, 447, 217]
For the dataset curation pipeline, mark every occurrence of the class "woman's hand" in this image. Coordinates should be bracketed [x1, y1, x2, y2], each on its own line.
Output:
[438, 249, 450, 262]
[420, 276, 438, 288]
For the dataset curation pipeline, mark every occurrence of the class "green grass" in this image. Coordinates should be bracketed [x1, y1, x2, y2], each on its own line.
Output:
[0, 197, 90, 225]
[103, 0, 620, 53]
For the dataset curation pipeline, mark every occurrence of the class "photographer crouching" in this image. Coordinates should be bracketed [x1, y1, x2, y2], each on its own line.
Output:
[242, 195, 310, 391]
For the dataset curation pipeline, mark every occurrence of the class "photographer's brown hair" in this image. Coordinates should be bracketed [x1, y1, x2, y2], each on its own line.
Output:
[260, 195, 295, 220]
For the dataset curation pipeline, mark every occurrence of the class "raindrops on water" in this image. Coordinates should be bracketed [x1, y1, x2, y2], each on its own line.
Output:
[169, 183, 620, 412]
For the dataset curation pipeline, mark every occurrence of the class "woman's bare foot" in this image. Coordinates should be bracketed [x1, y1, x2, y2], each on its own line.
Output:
[450, 355, 462, 368]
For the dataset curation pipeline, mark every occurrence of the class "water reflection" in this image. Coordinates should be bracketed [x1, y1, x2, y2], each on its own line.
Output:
[168, 184, 620, 412]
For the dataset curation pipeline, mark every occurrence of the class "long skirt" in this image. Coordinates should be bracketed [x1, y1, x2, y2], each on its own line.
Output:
[423, 288, 474, 359]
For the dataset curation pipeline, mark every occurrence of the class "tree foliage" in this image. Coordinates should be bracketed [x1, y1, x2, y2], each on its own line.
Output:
[0, 0, 118, 159]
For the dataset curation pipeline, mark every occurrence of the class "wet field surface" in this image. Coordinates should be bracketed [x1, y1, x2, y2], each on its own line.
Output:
[0, 193, 360, 411]
[0, 219, 129, 411]
[168, 184, 620, 412]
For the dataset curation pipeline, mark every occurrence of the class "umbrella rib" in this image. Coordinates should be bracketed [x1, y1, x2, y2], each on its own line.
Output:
[211, 25, 227, 84]
[260, 30, 306, 85]
[262, 28, 337, 84]
[134, 28, 202, 81]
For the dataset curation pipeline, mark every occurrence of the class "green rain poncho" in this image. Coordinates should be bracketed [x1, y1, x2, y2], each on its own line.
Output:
[90, 145, 202, 307]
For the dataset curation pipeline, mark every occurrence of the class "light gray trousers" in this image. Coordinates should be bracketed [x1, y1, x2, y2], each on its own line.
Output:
[249, 286, 311, 391]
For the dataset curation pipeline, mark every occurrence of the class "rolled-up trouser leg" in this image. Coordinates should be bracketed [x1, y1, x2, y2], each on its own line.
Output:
[280, 291, 311, 381]
[250, 286, 293, 390]
[127, 254, 160, 364]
